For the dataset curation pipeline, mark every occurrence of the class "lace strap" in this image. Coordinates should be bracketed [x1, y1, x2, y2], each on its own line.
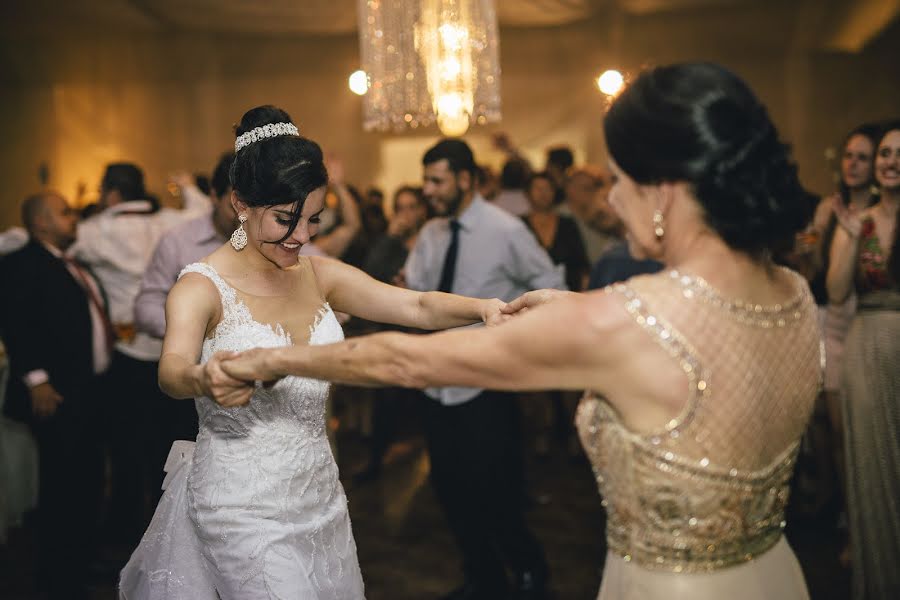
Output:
[178, 262, 239, 320]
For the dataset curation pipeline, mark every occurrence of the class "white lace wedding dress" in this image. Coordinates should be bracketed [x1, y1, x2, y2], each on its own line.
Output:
[119, 262, 364, 599]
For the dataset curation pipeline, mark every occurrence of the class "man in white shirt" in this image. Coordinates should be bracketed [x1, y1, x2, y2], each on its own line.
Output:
[405, 140, 565, 600]
[70, 162, 210, 545]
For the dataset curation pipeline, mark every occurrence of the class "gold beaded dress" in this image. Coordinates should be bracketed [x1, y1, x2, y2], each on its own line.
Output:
[576, 269, 821, 600]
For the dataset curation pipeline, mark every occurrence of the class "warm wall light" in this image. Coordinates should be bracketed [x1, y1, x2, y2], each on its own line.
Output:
[596, 70, 624, 96]
[349, 70, 369, 95]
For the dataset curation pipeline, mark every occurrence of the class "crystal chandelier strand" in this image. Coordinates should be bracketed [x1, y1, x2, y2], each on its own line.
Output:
[358, 0, 501, 135]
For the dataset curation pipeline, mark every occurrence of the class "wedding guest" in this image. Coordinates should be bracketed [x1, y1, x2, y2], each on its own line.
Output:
[301, 157, 363, 259]
[133, 152, 237, 493]
[493, 158, 532, 217]
[71, 162, 209, 544]
[827, 121, 900, 600]
[810, 124, 880, 437]
[0, 192, 112, 599]
[401, 140, 562, 599]
[0, 226, 27, 255]
[560, 167, 619, 263]
[476, 164, 500, 200]
[587, 183, 663, 289]
[788, 123, 880, 548]
[544, 145, 574, 203]
[523, 171, 589, 293]
[353, 185, 430, 483]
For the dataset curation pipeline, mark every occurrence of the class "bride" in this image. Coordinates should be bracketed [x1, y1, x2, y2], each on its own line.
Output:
[118, 105, 507, 599]
[218, 64, 822, 600]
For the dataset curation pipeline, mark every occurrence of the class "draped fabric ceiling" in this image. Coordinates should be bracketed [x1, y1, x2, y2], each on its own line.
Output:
[0, 0, 898, 227]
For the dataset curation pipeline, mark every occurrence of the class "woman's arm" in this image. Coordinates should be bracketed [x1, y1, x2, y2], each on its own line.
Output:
[220, 290, 627, 399]
[158, 274, 252, 405]
[310, 255, 507, 330]
[310, 159, 362, 258]
[802, 195, 837, 278]
[826, 206, 863, 304]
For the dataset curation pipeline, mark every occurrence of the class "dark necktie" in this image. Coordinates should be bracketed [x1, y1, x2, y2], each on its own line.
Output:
[437, 219, 461, 293]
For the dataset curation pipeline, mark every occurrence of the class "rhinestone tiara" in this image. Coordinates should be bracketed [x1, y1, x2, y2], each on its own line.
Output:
[234, 122, 299, 152]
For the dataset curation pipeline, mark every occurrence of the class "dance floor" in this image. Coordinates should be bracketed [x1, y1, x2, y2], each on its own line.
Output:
[0, 429, 851, 599]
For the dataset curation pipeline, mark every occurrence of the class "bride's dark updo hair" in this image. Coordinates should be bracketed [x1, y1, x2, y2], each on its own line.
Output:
[604, 62, 816, 258]
[230, 105, 328, 243]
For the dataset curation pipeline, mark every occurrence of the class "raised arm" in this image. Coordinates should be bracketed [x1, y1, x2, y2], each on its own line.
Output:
[826, 206, 863, 304]
[158, 274, 251, 405]
[310, 255, 507, 330]
[309, 158, 362, 258]
[220, 290, 625, 395]
[170, 171, 213, 216]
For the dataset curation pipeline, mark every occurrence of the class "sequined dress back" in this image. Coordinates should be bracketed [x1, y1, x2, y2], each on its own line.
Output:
[576, 269, 821, 600]
[119, 260, 364, 599]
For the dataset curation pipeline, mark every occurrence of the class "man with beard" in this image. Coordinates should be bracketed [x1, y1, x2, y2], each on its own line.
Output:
[404, 139, 564, 600]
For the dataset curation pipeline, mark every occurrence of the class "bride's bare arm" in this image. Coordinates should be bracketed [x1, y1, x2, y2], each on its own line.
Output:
[159, 274, 252, 405]
[222, 290, 629, 393]
[309, 255, 507, 330]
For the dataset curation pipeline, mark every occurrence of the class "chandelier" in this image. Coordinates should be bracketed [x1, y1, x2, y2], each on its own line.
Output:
[357, 0, 502, 137]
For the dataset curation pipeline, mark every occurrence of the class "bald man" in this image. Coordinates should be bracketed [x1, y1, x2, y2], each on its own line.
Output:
[0, 192, 110, 599]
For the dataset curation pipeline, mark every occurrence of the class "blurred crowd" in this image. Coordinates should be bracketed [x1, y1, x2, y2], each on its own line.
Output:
[0, 119, 898, 599]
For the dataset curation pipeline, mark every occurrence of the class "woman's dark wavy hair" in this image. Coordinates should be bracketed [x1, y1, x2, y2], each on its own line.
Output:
[604, 62, 817, 259]
[230, 105, 328, 244]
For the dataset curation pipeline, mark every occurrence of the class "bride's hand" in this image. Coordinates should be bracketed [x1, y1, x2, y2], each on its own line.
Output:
[201, 351, 255, 408]
[502, 289, 574, 317]
[481, 298, 512, 327]
[221, 348, 283, 385]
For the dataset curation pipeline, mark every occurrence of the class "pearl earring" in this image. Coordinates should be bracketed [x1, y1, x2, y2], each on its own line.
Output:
[231, 214, 248, 251]
[653, 210, 665, 240]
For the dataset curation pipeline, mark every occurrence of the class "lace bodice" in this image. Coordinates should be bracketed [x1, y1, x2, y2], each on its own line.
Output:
[179, 261, 344, 438]
[166, 261, 363, 599]
[576, 268, 822, 573]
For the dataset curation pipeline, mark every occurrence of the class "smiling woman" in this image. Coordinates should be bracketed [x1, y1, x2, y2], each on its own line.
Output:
[826, 121, 900, 599]
[117, 104, 510, 600]
[216, 64, 824, 600]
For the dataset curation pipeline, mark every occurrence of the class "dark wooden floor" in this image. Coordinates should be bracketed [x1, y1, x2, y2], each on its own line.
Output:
[0, 430, 850, 599]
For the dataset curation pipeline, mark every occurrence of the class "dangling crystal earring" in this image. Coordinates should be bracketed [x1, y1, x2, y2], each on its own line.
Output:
[231, 214, 248, 251]
[653, 210, 665, 240]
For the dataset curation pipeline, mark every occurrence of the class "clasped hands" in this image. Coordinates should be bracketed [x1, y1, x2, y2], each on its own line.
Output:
[204, 289, 572, 407]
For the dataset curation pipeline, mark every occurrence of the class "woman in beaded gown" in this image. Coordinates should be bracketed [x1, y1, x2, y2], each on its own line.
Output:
[218, 63, 822, 600]
[118, 105, 508, 600]
[827, 122, 900, 600]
